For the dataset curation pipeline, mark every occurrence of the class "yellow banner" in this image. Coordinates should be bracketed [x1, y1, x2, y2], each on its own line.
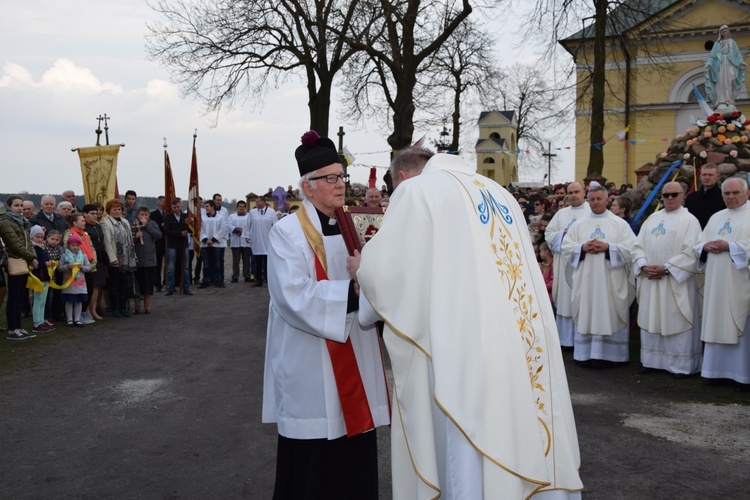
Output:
[77, 145, 121, 204]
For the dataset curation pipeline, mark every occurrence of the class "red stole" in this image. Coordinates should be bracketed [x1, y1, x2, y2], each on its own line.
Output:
[298, 205, 375, 437]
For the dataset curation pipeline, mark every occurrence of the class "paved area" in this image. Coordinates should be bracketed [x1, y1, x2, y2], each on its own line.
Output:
[1, 263, 749, 498]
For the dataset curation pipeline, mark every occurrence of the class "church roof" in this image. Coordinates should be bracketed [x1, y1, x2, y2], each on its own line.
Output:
[562, 0, 678, 41]
[478, 110, 515, 124]
[475, 137, 506, 151]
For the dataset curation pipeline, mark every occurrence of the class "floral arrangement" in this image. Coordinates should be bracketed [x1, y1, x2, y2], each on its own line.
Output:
[659, 110, 750, 172]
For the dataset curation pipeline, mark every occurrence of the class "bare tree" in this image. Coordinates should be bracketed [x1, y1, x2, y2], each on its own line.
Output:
[421, 19, 504, 152]
[341, 0, 476, 152]
[146, 0, 373, 137]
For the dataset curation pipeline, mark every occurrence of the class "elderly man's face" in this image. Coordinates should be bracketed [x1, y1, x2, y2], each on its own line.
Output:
[22, 201, 35, 218]
[365, 190, 382, 208]
[588, 190, 609, 215]
[661, 183, 685, 213]
[304, 163, 346, 216]
[57, 205, 72, 217]
[63, 191, 76, 205]
[41, 197, 55, 215]
[722, 179, 748, 209]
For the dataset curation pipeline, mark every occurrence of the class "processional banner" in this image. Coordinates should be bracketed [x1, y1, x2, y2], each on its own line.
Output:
[77, 145, 121, 204]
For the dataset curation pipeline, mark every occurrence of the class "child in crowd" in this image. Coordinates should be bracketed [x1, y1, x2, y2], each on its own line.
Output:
[45, 229, 64, 324]
[66, 213, 97, 324]
[539, 241, 555, 313]
[29, 226, 55, 333]
[57, 233, 91, 327]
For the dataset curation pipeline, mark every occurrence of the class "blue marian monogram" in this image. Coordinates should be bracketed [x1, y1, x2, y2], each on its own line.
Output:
[651, 222, 666, 237]
[718, 220, 732, 237]
[590, 226, 606, 240]
[477, 189, 513, 226]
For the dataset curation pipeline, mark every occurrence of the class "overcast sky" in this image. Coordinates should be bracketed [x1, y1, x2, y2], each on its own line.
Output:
[1, 0, 574, 201]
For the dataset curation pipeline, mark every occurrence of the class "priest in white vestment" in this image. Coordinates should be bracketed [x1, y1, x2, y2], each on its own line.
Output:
[262, 131, 390, 498]
[227, 201, 252, 282]
[245, 195, 277, 287]
[356, 150, 583, 499]
[562, 185, 636, 364]
[545, 182, 590, 347]
[632, 182, 703, 376]
[694, 177, 750, 388]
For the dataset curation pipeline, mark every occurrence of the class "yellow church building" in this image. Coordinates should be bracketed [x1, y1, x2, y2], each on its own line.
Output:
[475, 110, 519, 185]
[560, 0, 749, 186]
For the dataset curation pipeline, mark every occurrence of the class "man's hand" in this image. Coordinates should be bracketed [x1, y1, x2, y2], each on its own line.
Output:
[583, 240, 609, 254]
[705, 239, 730, 253]
[346, 249, 361, 281]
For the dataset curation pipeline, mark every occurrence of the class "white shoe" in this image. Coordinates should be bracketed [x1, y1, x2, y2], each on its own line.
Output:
[80, 312, 96, 325]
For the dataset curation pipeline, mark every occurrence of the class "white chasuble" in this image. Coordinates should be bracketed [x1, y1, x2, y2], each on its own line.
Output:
[696, 202, 750, 345]
[262, 199, 390, 439]
[545, 203, 590, 318]
[562, 211, 636, 336]
[632, 207, 702, 335]
[359, 155, 582, 499]
[245, 207, 277, 255]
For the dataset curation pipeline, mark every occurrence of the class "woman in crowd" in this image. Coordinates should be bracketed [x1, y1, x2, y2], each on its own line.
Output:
[132, 206, 162, 314]
[0, 196, 38, 340]
[82, 204, 106, 320]
[100, 198, 136, 318]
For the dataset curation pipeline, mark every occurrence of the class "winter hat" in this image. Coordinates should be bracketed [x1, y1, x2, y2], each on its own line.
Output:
[294, 130, 341, 176]
[67, 233, 83, 246]
[29, 225, 45, 238]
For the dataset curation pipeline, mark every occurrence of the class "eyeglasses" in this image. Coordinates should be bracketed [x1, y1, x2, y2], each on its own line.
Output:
[662, 192, 682, 198]
[309, 174, 350, 184]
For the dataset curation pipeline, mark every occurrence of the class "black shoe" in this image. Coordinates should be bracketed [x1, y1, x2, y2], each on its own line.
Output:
[244, 277, 253, 282]
[165, 291, 174, 296]
[183, 290, 193, 296]
[251, 282, 264, 287]
[215, 283, 225, 288]
[230, 278, 238, 283]
[735, 383, 750, 393]
[673, 373, 688, 380]
[198, 283, 210, 289]
[120, 309, 131, 318]
[638, 366, 656, 375]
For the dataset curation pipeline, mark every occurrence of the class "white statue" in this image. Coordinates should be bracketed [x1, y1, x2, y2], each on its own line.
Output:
[704, 25, 747, 109]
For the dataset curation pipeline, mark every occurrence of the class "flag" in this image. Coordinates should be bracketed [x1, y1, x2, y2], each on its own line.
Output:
[368, 167, 377, 189]
[412, 134, 426, 148]
[76, 145, 121, 204]
[693, 83, 714, 118]
[164, 149, 176, 217]
[187, 137, 202, 257]
[342, 146, 356, 166]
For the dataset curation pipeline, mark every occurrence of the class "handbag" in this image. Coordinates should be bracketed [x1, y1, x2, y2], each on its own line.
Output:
[7, 256, 29, 276]
[6, 230, 30, 276]
[127, 271, 141, 298]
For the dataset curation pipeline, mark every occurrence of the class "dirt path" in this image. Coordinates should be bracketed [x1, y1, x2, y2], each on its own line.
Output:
[1, 260, 748, 498]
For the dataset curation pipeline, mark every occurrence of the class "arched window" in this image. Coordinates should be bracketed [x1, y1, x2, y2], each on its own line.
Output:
[483, 157, 496, 164]
[489, 132, 501, 140]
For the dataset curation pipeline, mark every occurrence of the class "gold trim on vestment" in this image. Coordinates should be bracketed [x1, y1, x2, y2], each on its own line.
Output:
[296, 205, 327, 275]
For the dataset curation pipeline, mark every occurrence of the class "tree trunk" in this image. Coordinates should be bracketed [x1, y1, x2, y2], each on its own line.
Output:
[387, 75, 417, 152]
[307, 71, 332, 137]
[450, 77, 461, 151]
[587, 0, 607, 176]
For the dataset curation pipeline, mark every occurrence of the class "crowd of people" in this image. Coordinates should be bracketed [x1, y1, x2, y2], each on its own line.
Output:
[0, 188, 292, 341]
[536, 163, 750, 393]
